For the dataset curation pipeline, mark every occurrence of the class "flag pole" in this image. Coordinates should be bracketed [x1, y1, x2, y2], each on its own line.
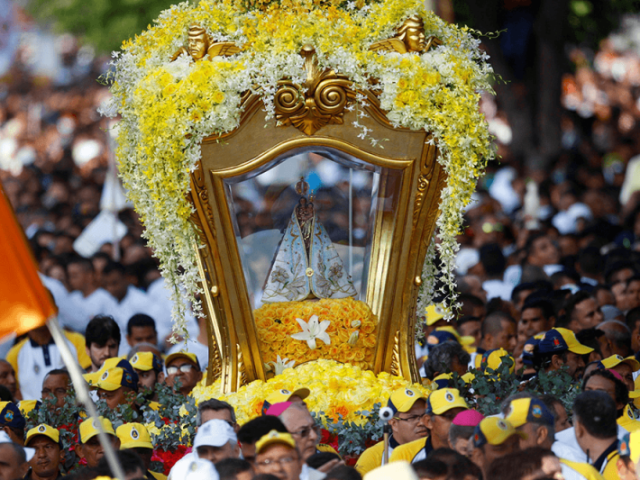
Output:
[47, 316, 126, 480]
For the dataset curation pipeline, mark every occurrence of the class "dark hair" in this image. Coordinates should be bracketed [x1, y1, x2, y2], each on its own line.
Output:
[197, 399, 236, 426]
[457, 315, 481, 327]
[306, 452, 341, 469]
[579, 247, 603, 276]
[0, 441, 26, 464]
[626, 307, 640, 333]
[522, 298, 556, 320]
[67, 256, 94, 272]
[44, 368, 70, 382]
[102, 261, 126, 276]
[563, 291, 593, 322]
[582, 369, 629, 409]
[423, 342, 471, 380]
[252, 475, 282, 480]
[85, 315, 121, 348]
[486, 447, 555, 480]
[0, 385, 12, 402]
[511, 282, 538, 304]
[96, 450, 145, 476]
[127, 314, 157, 337]
[412, 458, 448, 479]
[448, 423, 476, 447]
[605, 261, 636, 285]
[237, 415, 288, 444]
[324, 466, 362, 480]
[214, 458, 252, 480]
[64, 467, 101, 480]
[458, 293, 485, 308]
[575, 328, 605, 358]
[480, 243, 506, 277]
[481, 311, 515, 338]
[573, 391, 618, 439]
[539, 394, 563, 414]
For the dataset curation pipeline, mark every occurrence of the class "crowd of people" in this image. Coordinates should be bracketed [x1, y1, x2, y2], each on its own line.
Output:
[3, 2, 640, 480]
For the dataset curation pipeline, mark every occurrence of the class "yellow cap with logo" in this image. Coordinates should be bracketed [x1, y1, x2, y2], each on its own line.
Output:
[116, 422, 153, 449]
[165, 352, 200, 369]
[481, 348, 515, 374]
[96, 367, 138, 392]
[255, 430, 296, 454]
[472, 417, 524, 448]
[388, 387, 427, 414]
[262, 387, 311, 414]
[426, 388, 468, 415]
[600, 355, 640, 372]
[26, 424, 59, 445]
[505, 398, 555, 428]
[79, 416, 115, 444]
[130, 351, 163, 372]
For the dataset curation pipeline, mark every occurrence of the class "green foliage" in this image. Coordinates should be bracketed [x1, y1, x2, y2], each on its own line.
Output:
[26, 0, 178, 53]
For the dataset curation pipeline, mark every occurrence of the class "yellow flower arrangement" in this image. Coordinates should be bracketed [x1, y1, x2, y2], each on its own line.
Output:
[191, 359, 434, 425]
[254, 297, 377, 370]
[103, 0, 495, 335]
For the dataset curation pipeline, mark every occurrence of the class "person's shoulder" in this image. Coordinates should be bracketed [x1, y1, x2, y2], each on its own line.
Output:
[561, 459, 605, 480]
[148, 471, 167, 480]
[355, 440, 384, 475]
[389, 437, 426, 463]
[6, 337, 30, 364]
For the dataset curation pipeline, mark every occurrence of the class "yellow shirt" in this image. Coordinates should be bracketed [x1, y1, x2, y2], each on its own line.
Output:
[618, 405, 640, 432]
[389, 436, 432, 464]
[149, 471, 167, 480]
[355, 441, 386, 476]
[560, 459, 605, 480]
[601, 451, 620, 480]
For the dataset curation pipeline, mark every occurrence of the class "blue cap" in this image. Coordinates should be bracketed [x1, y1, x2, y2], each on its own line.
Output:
[427, 330, 458, 346]
[538, 328, 593, 355]
[0, 402, 25, 429]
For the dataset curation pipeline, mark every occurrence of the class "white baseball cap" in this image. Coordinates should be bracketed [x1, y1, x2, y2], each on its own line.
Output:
[194, 419, 237, 449]
[0, 431, 35, 462]
[168, 456, 219, 480]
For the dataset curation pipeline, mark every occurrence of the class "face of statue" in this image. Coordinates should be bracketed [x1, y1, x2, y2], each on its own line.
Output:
[188, 32, 208, 60]
[406, 26, 426, 52]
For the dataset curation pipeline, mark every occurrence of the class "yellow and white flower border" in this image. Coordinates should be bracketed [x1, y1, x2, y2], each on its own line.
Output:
[101, 0, 495, 335]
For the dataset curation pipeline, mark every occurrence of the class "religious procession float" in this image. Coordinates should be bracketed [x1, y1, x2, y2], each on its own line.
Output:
[95, 0, 495, 466]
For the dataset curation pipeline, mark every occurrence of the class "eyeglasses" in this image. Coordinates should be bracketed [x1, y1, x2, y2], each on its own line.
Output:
[393, 414, 425, 423]
[166, 364, 196, 375]
[256, 456, 297, 468]
[290, 424, 322, 439]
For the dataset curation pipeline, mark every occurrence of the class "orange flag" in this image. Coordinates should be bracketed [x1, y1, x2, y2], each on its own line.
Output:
[0, 183, 56, 339]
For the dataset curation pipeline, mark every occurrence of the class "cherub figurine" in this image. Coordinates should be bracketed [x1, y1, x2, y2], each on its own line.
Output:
[369, 16, 442, 54]
[171, 24, 241, 62]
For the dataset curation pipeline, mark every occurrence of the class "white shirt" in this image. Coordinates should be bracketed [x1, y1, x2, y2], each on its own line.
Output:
[69, 288, 119, 322]
[147, 277, 199, 343]
[552, 425, 628, 464]
[11, 336, 80, 400]
[483, 279, 513, 301]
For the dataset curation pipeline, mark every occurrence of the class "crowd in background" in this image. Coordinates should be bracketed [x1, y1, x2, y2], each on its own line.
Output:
[2, 5, 640, 480]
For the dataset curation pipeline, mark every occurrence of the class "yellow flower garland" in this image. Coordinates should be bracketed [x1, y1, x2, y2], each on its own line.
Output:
[103, 0, 495, 334]
[191, 359, 434, 424]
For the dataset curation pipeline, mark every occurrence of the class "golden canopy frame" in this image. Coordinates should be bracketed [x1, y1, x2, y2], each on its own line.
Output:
[187, 45, 447, 393]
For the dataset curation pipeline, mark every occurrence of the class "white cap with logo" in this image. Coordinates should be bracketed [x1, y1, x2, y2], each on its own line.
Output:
[193, 419, 237, 448]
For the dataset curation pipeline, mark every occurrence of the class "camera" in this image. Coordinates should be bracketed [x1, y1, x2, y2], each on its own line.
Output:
[379, 407, 394, 423]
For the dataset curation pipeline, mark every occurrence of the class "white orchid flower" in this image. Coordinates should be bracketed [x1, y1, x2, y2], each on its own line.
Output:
[266, 355, 296, 375]
[291, 315, 331, 349]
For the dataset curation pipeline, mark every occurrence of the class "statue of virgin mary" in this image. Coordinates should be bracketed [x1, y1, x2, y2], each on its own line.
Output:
[262, 178, 357, 303]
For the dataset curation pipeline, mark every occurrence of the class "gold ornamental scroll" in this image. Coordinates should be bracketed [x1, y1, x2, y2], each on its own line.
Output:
[187, 46, 446, 393]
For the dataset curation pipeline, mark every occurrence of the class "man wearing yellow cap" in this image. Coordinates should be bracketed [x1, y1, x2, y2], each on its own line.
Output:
[165, 352, 202, 396]
[390, 388, 468, 464]
[254, 430, 303, 480]
[355, 388, 427, 475]
[598, 355, 640, 392]
[534, 328, 594, 380]
[116, 422, 167, 480]
[262, 387, 310, 415]
[95, 365, 139, 411]
[468, 417, 523, 479]
[25, 424, 64, 480]
[129, 351, 164, 406]
[76, 416, 120, 468]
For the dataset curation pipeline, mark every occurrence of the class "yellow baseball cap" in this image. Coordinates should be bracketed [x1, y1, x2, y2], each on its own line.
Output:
[130, 352, 163, 372]
[505, 398, 555, 428]
[261, 387, 311, 414]
[116, 423, 153, 449]
[599, 355, 640, 372]
[17, 400, 40, 417]
[165, 352, 201, 370]
[538, 328, 593, 355]
[481, 348, 515, 374]
[255, 430, 296, 454]
[388, 387, 427, 414]
[426, 388, 468, 415]
[26, 424, 60, 445]
[83, 357, 130, 385]
[436, 326, 475, 346]
[96, 367, 138, 392]
[472, 417, 524, 448]
[425, 304, 448, 325]
[79, 416, 116, 444]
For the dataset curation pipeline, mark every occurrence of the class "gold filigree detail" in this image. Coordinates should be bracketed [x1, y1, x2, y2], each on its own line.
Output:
[274, 44, 356, 135]
[209, 334, 222, 381]
[390, 330, 401, 377]
[413, 141, 438, 225]
[237, 344, 248, 387]
[171, 24, 240, 62]
[369, 16, 442, 54]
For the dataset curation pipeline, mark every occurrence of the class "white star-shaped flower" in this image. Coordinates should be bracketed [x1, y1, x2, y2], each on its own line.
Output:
[266, 355, 296, 375]
[290, 315, 331, 350]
